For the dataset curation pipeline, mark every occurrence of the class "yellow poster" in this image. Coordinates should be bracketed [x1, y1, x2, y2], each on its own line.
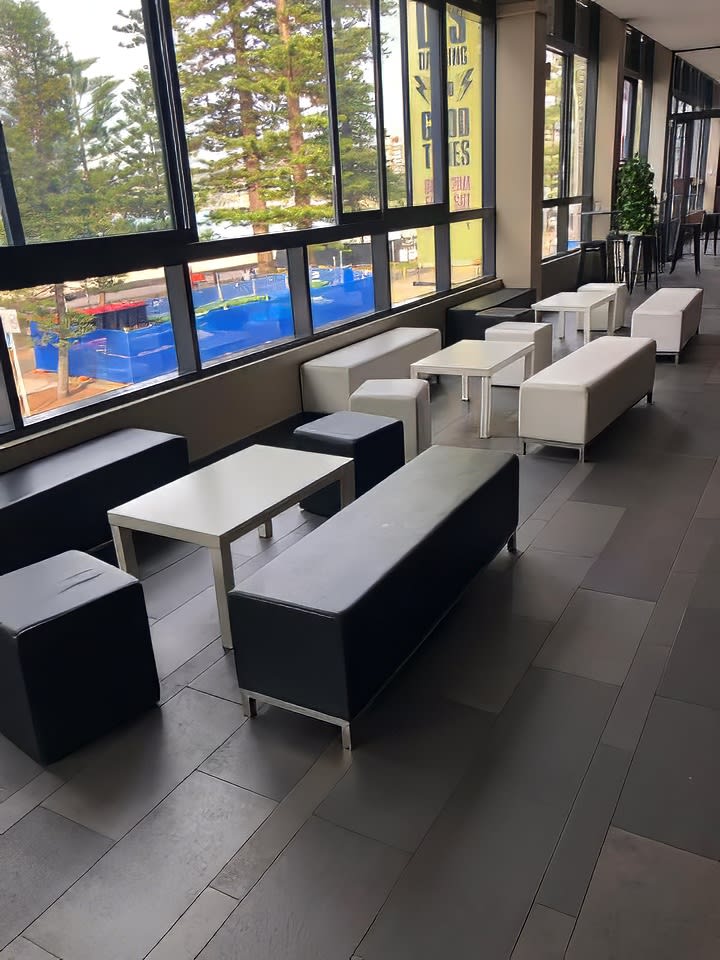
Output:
[407, 0, 435, 206]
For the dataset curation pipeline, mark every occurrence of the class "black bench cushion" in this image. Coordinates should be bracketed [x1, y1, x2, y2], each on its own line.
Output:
[446, 288, 535, 344]
[230, 446, 518, 719]
[0, 551, 158, 763]
[0, 428, 188, 574]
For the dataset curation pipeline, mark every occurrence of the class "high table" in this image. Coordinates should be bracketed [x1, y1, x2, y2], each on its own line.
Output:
[108, 444, 355, 654]
[531, 289, 616, 345]
[411, 339, 535, 439]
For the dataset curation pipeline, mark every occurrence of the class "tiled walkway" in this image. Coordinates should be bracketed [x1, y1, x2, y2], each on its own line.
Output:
[2, 257, 720, 959]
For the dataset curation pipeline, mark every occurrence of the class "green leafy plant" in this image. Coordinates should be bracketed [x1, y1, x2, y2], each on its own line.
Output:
[616, 155, 657, 234]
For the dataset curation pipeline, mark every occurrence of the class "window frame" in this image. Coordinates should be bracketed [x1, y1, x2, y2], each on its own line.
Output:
[0, 0, 497, 440]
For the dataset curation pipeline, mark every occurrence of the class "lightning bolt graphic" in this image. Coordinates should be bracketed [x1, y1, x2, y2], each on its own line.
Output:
[458, 68, 474, 102]
[413, 75, 429, 103]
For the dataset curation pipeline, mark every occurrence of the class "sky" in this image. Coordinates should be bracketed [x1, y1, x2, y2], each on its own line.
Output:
[43, 0, 150, 81]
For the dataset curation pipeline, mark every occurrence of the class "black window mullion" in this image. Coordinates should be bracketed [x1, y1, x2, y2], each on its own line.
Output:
[164, 264, 201, 375]
[371, 234, 391, 313]
[482, 14, 496, 209]
[0, 123, 25, 247]
[399, 0, 414, 204]
[145, 0, 196, 235]
[370, 0, 389, 212]
[560, 53, 572, 198]
[321, 0, 344, 223]
[287, 247, 313, 339]
[435, 222, 450, 291]
[0, 333, 25, 430]
[557, 203, 569, 253]
[429, 4, 446, 205]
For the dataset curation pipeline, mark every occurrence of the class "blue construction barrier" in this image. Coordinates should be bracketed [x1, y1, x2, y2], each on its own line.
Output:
[32, 268, 375, 384]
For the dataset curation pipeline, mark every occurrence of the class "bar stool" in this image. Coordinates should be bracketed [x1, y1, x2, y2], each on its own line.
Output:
[577, 240, 608, 285]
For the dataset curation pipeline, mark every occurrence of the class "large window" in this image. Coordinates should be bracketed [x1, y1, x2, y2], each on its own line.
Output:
[542, 49, 589, 256]
[0, 0, 495, 436]
[0, 2, 171, 245]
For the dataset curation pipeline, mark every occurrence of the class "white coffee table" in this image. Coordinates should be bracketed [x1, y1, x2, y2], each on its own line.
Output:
[108, 444, 354, 652]
[532, 290, 616, 344]
[411, 339, 535, 439]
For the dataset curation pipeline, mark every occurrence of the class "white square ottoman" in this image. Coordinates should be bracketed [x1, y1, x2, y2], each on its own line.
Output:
[484, 321, 553, 387]
[349, 378, 431, 461]
[577, 282, 628, 331]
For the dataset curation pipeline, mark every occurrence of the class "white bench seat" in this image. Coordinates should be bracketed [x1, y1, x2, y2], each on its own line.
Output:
[518, 336, 656, 461]
[301, 326, 441, 412]
[631, 287, 703, 362]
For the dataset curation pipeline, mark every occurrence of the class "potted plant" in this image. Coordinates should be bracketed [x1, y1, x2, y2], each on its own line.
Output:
[616, 155, 657, 234]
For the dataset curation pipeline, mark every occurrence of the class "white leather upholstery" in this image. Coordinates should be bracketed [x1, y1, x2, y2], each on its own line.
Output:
[631, 288, 703, 357]
[350, 378, 431, 461]
[485, 321, 553, 387]
[301, 327, 442, 412]
[519, 336, 656, 455]
[578, 282, 628, 331]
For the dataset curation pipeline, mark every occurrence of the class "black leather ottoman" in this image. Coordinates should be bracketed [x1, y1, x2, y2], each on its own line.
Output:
[293, 411, 404, 517]
[0, 551, 159, 763]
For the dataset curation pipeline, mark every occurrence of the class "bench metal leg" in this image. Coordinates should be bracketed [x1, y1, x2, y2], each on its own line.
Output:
[521, 441, 527, 456]
[341, 723, 352, 751]
[259, 517, 273, 539]
[241, 695, 257, 718]
[508, 531, 518, 553]
[647, 390, 653, 404]
[461, 375, 469, 401]
[675, 354, 680, 365]
[579, 446, 585, 463]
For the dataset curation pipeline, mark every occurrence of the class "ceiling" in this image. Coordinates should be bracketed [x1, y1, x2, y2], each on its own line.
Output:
[596, 0, 720, 82]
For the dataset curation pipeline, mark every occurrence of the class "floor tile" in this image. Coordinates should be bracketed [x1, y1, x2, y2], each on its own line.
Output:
[190, 654, 243, 703]
[357, 670, 616, 960]
[142, 548, 217, 620]
[601, 643, 670, 752]
[659, 606, 720, 710]
[0, 807, 111, 951]
[199, 817, 409, 960]
[159, 639, 225, 706]
[510, 905, 575, 960]
[566, 828, 720, 959]
[496, 548, 596, 622]
[200, 706, 333, 802]
[135, 534, 200, 579]
[534, 589, 653, 685]
[211, 743, 351, 901]
[531, 463, 595, 522]
[0, 938, 59, 960]
[537, 744, 631, 917]
[614, 696, 720, 859]
[145, 888, 238, 960]
[533, 501, 624, 557]
[582, 506, 691, 602]
[229, 506, 309, 560]
[29, 773, 273, 960]
[640, 570, 697, 649]
[517, 457, 575, 524]
[695, 459, 720, 518]
[151, 587, 222, 680]
[44, 688, 245, 840]
[672, 517, 720, 574]
[0, 772, 63, 835]
[0, 736, 43, 803]
[316, 694, 491, 852]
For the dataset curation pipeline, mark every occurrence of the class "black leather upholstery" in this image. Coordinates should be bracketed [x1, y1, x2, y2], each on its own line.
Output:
[446, 288, 535, 344]
[293, 411, 405, 516]
[0, 428, 188, 574]
[0, 551, 159, 763]
[230, 446, 518, 722]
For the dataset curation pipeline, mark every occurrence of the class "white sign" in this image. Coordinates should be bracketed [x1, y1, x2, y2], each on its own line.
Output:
[0, 308, 19, 334]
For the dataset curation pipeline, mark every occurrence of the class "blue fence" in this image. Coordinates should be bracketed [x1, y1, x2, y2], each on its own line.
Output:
[33, 268, 374, 383]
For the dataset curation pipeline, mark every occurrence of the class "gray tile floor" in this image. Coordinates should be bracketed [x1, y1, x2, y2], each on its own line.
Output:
[2, 256, 720, 959]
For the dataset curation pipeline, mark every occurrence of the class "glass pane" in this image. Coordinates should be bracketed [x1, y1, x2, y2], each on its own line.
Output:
[309, 239, 374, 331]
[568, 201, 582, 250]
[189, 255, 294, 366]
[450, 220, 483, 286]
[0, 269, 176, 423]
[544, 50, 564, 200]
[381, 0, 408, 207]
[447, 6, 483, 212]
[171, 0, 334, 240]
[569, 56, 587, 197]
[407, 0, 441, 205]
[0, 2, 171, 244]
[542, 206, 558, 258]
[331, 0, 380, 213]
[389, 227, 436, 304]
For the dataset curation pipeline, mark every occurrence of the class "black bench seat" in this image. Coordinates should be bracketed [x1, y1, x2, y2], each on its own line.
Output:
[0, 428, 188, 574]
[229, 445, 518, 748]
